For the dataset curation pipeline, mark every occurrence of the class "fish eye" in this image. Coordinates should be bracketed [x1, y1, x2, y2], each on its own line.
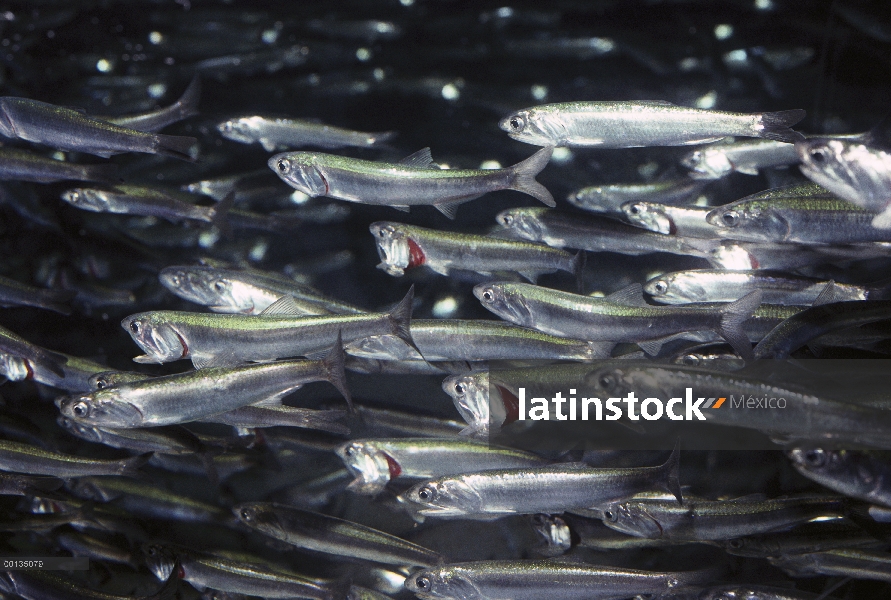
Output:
[727, 539, 744, 549]
[508, 115, 525, 131]
[501, 215, 513, 226]
[652, 281, 668, 295]
[277, 159, 290, 174]
[604, 510, 618, 522]
[454, 383, 465, 395]
[803, 448, 827, 467]
[240, 508, 253, 521]
[415, 576, 432, 590]
[344, 446, 354, 457]
[417, 485, 437, 502]
[628, 203, 643, 215]
[810, 148, 827, 163]
[129, 321, 141, 334]
[213, 281, 226, 293]
[681, 354, 700, 367]
[721, 211, 739, 227]
[481, 290, 494, 302]
[95, 378, 109, 389]
[72, 401, 90, 418]
[598, 374, 614, 390]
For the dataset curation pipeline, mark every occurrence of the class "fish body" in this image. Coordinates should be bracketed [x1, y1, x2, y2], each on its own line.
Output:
[682, 138, 799, 179]
[269, 147, 554, 218]
[622, 202, 717, 238]
[568, 179, 706, 214]
[219, 115, 395, 151]
[100, 76, 201, 132]
[0, 148, 118, 184]
[61, 185, 232, 225]
[499, 101, 805, 147]
[787, 443, 891, 508]
[0, 439, 149, 478]
[0, 274, 75, 314]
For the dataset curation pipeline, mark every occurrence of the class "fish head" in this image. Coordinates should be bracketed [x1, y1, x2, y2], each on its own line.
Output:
[345, 334, 413, 360]
[55, 415, 103, 443]
[141, 544, 178, 581]
[88, 371, 137, 390]
[622, 201, 672, 234]
[58, 393, 144, 427]
[68, 477, 117, 502]
[681, 147, 731, 180]
[473, 283, 533, 327]
[370, 222, 411, 276]
[0, 352, 31, 382]
[528, 514, 572, 556]
[405, 567, 484, 600]
[121, 314, 187, 363]
[159, 267, 243, 311]
[335, 440, 393, 495]
[269, 152, 328, 196]
[499, 109, 563, 146]
[584, 366, 630, 397]
[786, 443, 850, 484]
[401, 478, 484, 517]
[705, 202, 789, 242]
[61, 188, 110, 213]
[796, 138, 890, 210]
[233, 503, 281, 533]
[496, 208, 544, 241]
[217, 117, 259, 144]
[643, 274, 673, 299]
[601, 502, 663, 538]
[442, 373, 490, 432]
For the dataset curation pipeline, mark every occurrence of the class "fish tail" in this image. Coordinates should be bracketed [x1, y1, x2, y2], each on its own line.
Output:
[172, 75, 201, 121]
[209, 190, 236, 237]
[660, 439, 683, 504]
[571, 250, 586, 292]
[81, 162, 120, 185]
[507, 146, 555, 207]
[322, 330, 353, 412]
[387, 284, 425, 361]
[757, 109, 806, 143]
[147, 559, 181, 600]
[718, 290, 762, 361]
[154, 133, 198, 162]
[369, 130, 397, 145]
[37, 288, 76, 316]
[119, 451, 153, 476]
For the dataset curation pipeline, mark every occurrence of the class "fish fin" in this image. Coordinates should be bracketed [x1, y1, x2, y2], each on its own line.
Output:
[735, 165, 760, 176]
[260, 138, 278, 152]
[252, 395, 284, 407]
[508, 146, 555, 206]
[518, 271, 543, 283]
[370, 131, 398, 145]
[661, 439, 683, 504]
[606, 283, 647, 306]
[173, 75, 201, 121]
[82, 163, 121, 185]
[260, 295, 305, 316]
[573, 251, 586, 292]
[199, 453, 220, 488]
[637, 339, 663, 356]
[812, 280, 842, 306]
[616, 418, 647, 434]
[147, 560, 181, 600]
[322, 331, 353, 412]
[718, 290, 762, 361]
[871, 207, 891, 229]
[154, 133, 198, 162]
[388, 285, 425, 361]
[586, 341, 614, 359]
[209, 190, 235, 238]
[399, 148, 438, 169]
[38, 349, 69, 377]
[191, 355, 212, 369]
[119, 451, 153, 477]
[25, 475, 65, 493]
[392, 205, 411, 213]
[133, 354, 161, 364]
[434, 198, 470, 219]
[427, 263, 450, 276]
[757, 109, 806, 143]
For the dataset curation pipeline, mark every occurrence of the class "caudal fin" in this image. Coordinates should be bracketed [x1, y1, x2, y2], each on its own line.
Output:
[209, 190, 236, 237]
[388, 285, 424, 361]
[154, 133, 198, 162]
[81, 163, 120, 185]
[508, 146, 555, 207]
[757, 109, 806, 143]
[172, 75, 201, 122]
[660, 439, 683, 504]
[147, 559, 181, 600]
[118, 451, 153, 477]
[718, 290, 762, 361]
[322, 331, 353, 412]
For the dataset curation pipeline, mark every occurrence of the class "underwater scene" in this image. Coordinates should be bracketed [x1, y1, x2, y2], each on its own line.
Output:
[0, 0, 890, 598]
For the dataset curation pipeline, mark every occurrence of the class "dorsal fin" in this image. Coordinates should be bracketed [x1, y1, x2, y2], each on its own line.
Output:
[606, 283, 648, 306]
[812, 280, 841, 306]
[260, 296, 305, 316]
[400, 148, 438, 169]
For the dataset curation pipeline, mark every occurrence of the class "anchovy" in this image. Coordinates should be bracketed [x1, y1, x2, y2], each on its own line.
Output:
[441, 371, 492, 436]
[494, 207, 718, 258]
[89, 370, 152, 389]
[120, 286, 417, 368]
[335, 437, 550, 495]
[404, 559, 717, 600]
[61, 185, 234, 226]
[644, 269, 872, 305]
[369, 221, 580, 281]
[568, 179, 707, 214]
[0, 96, 197, 159]
[0, 273, 75, 314]
[55, 530, 137, 567]
[219, 115, 395, 151]
[0, 471, 63, 498]
[769, 548, 891, 583]
[57, 417, 206, 456]
[529, 513, 671, 555]
[201, 406, 348, 434]
[721, 520, 884, 558]
[684, 584, 842, 600]
[269, 146, 554, 219]
[345, 319, 608, 362]
[600, 494, 849, 541]
[57, 339, 351, 427]
[234, 502, 443, 567]
[1, 344, 110, 392]
[622, 201, 718, 238]
[0, 439, 150, 478]
[474, 282, 761, 359]
[0, 147, 118, 184]
[399, 444, 680, 519]
[143, 545, 333, 600]
[499, 101, 805, 147]
[0, 568, 178, 600]
[682, 138, 799, 179]
[787, 443, 891, 508]
[159, 265, 364, 315]
[99, 76, 201, 132]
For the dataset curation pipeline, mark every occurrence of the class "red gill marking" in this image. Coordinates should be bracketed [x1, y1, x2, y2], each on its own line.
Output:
[24, 360, 34, 380]
[382, 452, 402, 479]
[498, 385, 520, 424]
[407, 238, 426, 268]
[177, 564, 186, 579]
[174, 332, 189, 359]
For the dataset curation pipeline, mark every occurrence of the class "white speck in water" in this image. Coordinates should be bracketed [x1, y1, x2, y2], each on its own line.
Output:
[479, 160, 502, 170]
[249, 240, 269, 261]
[400, 0, 414, 7]
[441, 83, 460, 100]
[262, 29, 279, 44]
[199, 229, 221, 249]
[552, 147, 573, 163]
[714, 24, 733, 40]
[51, 152, 66, 161]
[373, 68, 386, 81]
[95, 58, 112, 72]
[678, 57, 700, 72]
[148, 83, 167, 99]
[723, 49, 748, 65]
[356, 47, 371, 61]
[432, 296, 459, 318]
[495, 7, 514, 18]
[149, 31, 163, 44]
[531, 85, 547, 100]
[290, 190, 309, 204]
[695, 90, 718, 109]
[637, 161, 659, 179]
[755, 0, 774, 10]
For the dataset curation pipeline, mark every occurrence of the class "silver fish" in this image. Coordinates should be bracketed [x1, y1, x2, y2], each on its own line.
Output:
[0, 439, 150, 478]
[61, 185, 234, 226]
[568, 178, 706, 214]
[219, 115, 395, 151]
[787, 443, 891, 508]
[621, 201, 718, 238]
[269, 146, 554, 219]
[0, 148, 118, 184]
[99, 76, 201, 133]
[682, 138, 799, 179]
[499, 101, 805, 147]
[441, 371, 494, 437]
